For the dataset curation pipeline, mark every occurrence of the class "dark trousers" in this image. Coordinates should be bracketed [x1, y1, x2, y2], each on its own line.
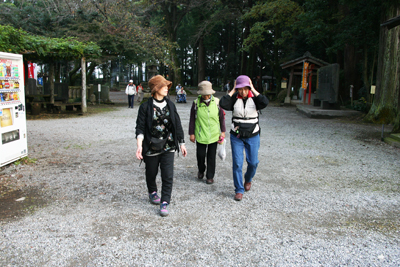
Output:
[128, 95, 135, 108]
[196, 141, 218, 179]
[144, 152, 174, 204]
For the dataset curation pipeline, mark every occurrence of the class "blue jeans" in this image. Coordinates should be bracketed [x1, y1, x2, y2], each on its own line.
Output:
[128, 94, 135, 108]
[230, 133, 260, 194]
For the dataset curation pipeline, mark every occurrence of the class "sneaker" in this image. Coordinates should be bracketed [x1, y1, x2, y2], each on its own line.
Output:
[149, 191, 161, 205]
[160, 202, 169, 217]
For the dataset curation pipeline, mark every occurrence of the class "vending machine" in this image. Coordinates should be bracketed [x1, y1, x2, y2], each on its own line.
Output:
[0, 52, 28, 167]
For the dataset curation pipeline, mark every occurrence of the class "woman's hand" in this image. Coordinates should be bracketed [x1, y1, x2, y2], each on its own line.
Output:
[249, 78, 260, 97]
[228, 79, 237, 97]
[136, 138, 143, 160]
[218, 132, 225, 144]
[136, 146, 143, 160]
[180, 144, 187, 157]
[190, 134, 196, 143]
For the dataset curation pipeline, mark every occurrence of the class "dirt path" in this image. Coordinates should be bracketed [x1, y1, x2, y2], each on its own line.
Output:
[1, 91, 399, 266]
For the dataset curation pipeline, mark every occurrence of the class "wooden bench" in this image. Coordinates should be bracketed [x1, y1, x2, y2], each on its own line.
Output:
[53, 101, 82, 112]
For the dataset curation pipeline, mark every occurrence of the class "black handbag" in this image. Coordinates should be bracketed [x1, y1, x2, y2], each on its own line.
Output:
[233, 122, 257, 138]
[150, 137, 167, 151]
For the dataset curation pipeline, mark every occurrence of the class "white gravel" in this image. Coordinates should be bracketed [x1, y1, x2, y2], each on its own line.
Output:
[1, 91, 399, 266]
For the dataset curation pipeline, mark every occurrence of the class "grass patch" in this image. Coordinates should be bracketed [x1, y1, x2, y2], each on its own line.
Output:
[26, 104, 118, 120]
[13, 157, 37, 166]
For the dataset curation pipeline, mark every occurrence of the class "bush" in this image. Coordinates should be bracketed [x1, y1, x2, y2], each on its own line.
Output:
[276, 89, 287, 103]
[352, 97, 371, 113]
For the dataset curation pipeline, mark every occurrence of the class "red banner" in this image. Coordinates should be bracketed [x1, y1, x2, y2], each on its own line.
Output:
[301, 62, 309, 89]
[28, 61, 34, 79]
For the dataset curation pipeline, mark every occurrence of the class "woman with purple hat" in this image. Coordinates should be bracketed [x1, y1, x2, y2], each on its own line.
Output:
[219, 75, 269, 201]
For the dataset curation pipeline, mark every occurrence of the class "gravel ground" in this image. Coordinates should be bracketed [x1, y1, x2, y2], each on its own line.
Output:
[1, 91, 399, 266]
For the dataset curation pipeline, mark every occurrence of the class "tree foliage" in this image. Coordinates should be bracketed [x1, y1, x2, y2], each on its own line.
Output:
[1, 0, 399, 129]
[0, 24, 101, 61]
[366, 2, 400, 132]
[0, 0, 172, 64]
[243, 0, 303, 86]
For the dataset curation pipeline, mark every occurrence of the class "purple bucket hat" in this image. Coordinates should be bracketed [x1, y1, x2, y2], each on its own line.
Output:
[235, 75, 251, 89]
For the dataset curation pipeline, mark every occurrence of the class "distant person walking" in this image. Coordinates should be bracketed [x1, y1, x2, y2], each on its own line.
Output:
[175, 84, 182, 94]
[177, 87, 187, 103]
[125, 80, 136, 108]
[219, 75, 268, 201]
[135, 75, 187, 217]
[137, 82, 144, 102]
[224, 80, 230, 94]
[189, 81, 226, 184]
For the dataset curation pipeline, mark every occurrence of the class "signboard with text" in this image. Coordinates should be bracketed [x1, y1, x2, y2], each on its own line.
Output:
[302, 61, 309, 89]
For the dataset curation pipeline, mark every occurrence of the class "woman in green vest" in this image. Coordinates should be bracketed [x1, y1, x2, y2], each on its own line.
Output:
[189, 81, 226, 184]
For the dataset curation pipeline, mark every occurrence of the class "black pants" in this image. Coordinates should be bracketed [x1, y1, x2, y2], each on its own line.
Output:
[196, 141, 218, 179]
[128, 95, 135, 108]
[144, 152, 174, 204]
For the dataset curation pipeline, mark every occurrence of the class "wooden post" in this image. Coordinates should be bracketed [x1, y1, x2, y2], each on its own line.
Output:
[49, 62, 55, 104]
[287, 67, 294, 98]
[81, 57, 87, 113]
[307, 64, 314, 105]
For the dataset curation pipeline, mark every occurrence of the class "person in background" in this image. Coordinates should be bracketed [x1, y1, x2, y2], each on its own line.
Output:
[176, 83, 182, 94]
[189, 81, 225, 184]
[175, 83, 182, 102]
[135, 75, 187, 217]
[137, 82, 144, 102]
[177, 87, 187, 103]
[224, 80, 230, 94]
[125, 80, 136, 108]
[219, 75, 268, 201]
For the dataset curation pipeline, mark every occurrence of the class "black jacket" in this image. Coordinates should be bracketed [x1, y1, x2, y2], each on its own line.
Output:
[219, 92, 269, 112]
[220, 92, 269, 137]
[135, 97, 185, 156]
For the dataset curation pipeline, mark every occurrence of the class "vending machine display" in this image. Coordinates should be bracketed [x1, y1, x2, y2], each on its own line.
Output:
[0, 52, 28, 167]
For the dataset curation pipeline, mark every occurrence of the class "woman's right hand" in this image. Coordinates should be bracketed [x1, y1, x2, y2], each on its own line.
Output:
[136, 138, 143, 160]
[228, 80, 237, 97]
[136, 146, 143, 160]
[190, 134, 196, 143]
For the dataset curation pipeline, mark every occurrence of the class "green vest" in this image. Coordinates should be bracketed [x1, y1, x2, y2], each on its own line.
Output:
[195, 96, 220, 144]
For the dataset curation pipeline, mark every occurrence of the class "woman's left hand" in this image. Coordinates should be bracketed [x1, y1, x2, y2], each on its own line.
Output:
[180, 144, 187, 157]
[249, 78, 260, 96]
[219, 132, 225, 142]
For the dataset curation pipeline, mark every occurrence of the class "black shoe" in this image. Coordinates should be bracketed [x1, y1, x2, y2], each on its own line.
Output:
[197, 172, 204, 179]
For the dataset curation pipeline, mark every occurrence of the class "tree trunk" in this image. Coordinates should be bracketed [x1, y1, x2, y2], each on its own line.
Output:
[49, 62, 55, 104]
[87, 62, 96, 83]
[69, 60, 81, 86]
[366, 5, 400, 132]
[362, 47, 377, 103]
[161, 2, 186, 87]
[224, 22, 232, 83]
[81, 57, 87, 113]
[343, 43, 359, 104]
[197, 37, 206, 82]
[241, 24, 250, 74]
[138, 62, 143, 83]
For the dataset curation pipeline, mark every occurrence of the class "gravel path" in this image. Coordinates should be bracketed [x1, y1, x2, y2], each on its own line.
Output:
[1, 91, 399, 266]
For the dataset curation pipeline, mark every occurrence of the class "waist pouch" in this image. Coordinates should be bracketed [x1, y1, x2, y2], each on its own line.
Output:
[150, 137, 167, 151]
[233, 122, 256, 138]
